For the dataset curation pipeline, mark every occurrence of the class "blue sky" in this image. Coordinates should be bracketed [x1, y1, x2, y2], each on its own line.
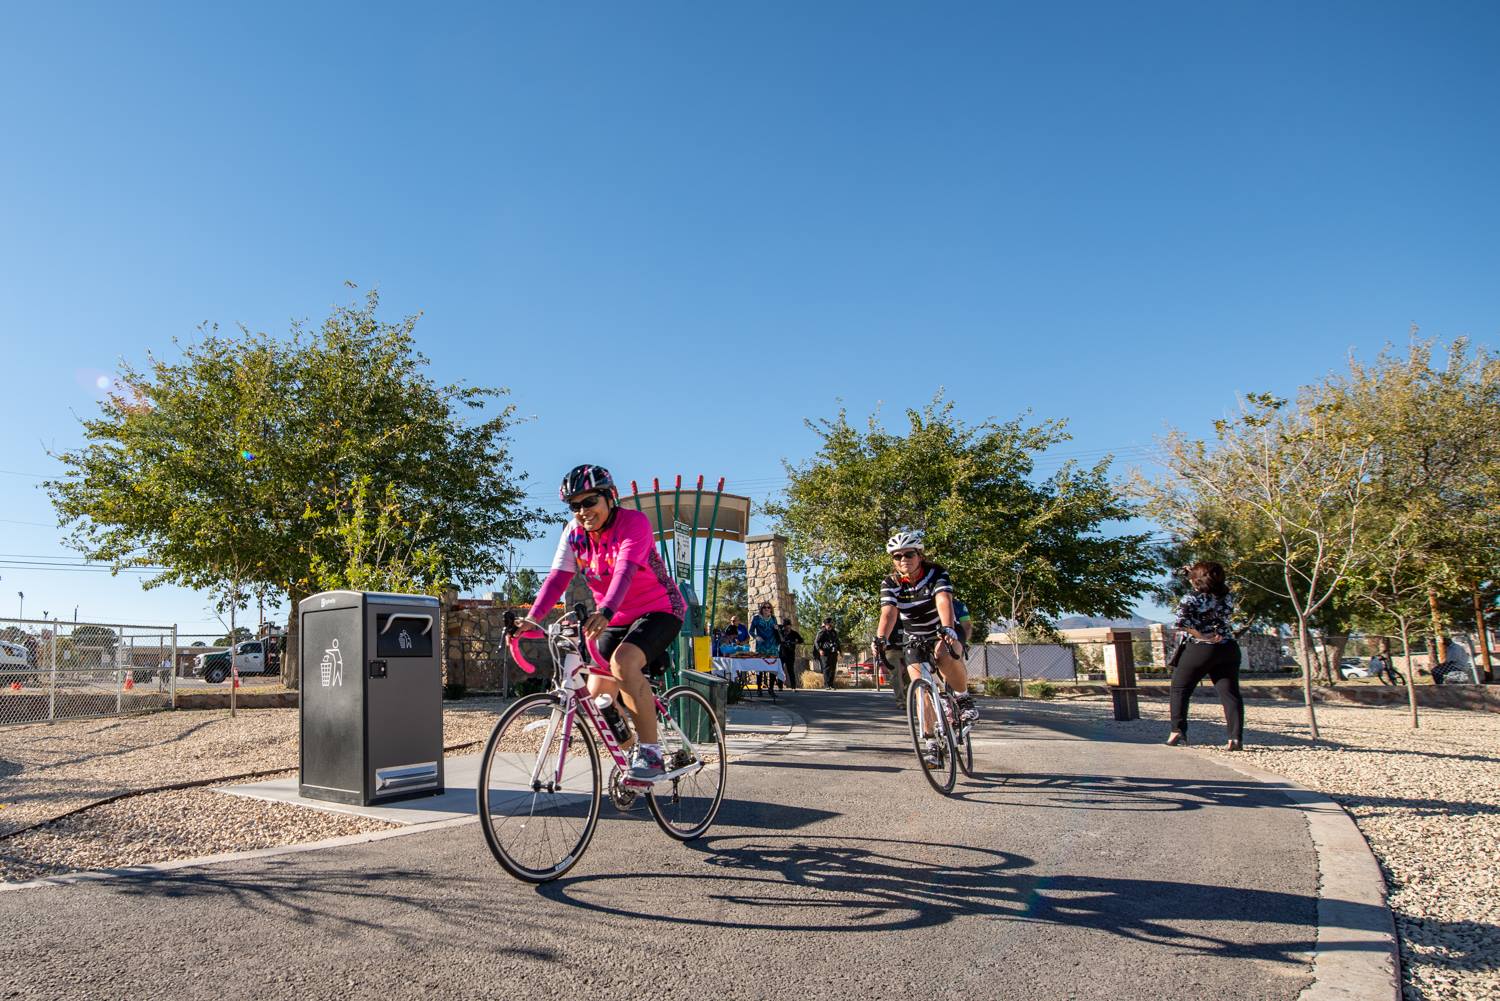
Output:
[1, 2, 1497, 632]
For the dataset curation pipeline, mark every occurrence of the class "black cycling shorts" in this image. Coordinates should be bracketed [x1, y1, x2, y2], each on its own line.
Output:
[594, 611, 682, 676]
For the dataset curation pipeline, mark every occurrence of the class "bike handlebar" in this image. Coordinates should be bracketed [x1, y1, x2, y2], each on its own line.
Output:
[503, 606, 610, 677]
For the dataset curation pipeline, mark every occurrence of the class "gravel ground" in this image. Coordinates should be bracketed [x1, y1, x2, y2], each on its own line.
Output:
[0, 696, 772, 884]
[1045, 695, 1500, 1001]
[0, 700, 512, 882]
[0, 772, 394, 883]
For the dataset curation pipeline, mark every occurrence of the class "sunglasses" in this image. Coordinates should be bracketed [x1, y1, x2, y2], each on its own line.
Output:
[890, 550, 921, 561]
[568, 493, 605, 512]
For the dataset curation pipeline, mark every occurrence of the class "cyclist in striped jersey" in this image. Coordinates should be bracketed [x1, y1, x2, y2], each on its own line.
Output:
[872, 530, 979, 766]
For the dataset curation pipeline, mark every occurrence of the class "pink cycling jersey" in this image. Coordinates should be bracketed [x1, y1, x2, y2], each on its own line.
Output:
[532, 506, 685, 626]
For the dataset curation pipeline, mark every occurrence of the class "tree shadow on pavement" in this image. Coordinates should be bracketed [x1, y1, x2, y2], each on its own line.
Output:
[538, 833, 1319, 964]
[89, 862, 562, 959]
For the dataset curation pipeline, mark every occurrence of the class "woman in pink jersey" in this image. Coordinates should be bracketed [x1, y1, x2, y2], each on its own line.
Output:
[525, 465, 686, 781]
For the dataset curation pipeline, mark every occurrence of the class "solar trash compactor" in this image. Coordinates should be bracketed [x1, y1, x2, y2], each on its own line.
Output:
[299, 590, 444, 805]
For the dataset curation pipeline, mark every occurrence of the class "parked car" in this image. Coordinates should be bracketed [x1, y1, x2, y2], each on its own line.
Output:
[1338, 658, 1370, 679]
[194, 640, 278, 684]
[0, 640, 37, 685]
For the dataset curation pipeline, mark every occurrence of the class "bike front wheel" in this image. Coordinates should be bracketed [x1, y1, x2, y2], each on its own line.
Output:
[477, 692, 602, 882]
[942, 693, 978, 780]
[648, 686, 728, 840]
[907, 677, 956, 794]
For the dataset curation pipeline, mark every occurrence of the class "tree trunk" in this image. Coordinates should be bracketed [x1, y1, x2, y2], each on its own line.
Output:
[1326, 633, 1350, 686]
[1428, 589, 1447, 664]
[1398, 621, 1418, 729]
[1474, 586, 1494, 684]
[281, 589, 308, 690]
[1297, 619, 1320, 740]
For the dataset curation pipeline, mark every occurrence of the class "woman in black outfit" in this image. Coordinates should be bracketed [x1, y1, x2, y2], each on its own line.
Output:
[1167, 561, 1244, 751]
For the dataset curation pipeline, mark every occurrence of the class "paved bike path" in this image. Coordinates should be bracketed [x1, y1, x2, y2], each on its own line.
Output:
[0, 692, 1318, 1001]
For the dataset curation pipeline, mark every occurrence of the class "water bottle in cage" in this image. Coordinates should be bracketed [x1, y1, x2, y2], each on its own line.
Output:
[593, 692, 633, 746]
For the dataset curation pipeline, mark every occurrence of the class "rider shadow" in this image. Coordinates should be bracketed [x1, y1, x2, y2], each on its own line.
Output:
[537, 833, 1317, 964]
[948, 770, 1292, 814]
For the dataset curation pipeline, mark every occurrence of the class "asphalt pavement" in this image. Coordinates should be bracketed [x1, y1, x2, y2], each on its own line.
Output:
[0, 690, 1318, 1001]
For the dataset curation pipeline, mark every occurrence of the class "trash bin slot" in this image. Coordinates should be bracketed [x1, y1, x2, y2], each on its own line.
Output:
[375, 613, 434, 657]
[380, 614, 433, 636]
[376, 761, 439, 791]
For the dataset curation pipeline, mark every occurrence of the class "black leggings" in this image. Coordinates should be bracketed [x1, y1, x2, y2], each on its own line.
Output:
[1169, 640, 1243, 742]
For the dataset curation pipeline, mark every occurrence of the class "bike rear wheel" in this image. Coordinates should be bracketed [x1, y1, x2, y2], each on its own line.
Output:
[477, 692, 601, 882]
[907, 677, 956, 794]
[648, 686, 728, 840]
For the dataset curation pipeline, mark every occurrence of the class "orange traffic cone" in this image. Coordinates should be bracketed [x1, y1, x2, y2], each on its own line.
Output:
[8, 681, 20, 692]
[123, 676, 134, 691]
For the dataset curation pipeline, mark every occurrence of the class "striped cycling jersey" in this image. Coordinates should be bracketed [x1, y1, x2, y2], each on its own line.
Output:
[880, 563, 954, 637]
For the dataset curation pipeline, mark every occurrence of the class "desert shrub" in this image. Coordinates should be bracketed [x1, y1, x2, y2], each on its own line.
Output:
[1026, 680, 1057, 700]
[983, 677, 1019, 697]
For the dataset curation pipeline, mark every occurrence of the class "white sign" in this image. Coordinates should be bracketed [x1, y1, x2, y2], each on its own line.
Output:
[320, 638, 344, 687]
[673, 521, 692, 580]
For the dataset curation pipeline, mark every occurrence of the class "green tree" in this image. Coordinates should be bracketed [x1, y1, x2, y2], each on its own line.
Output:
[47, 288, 544, 687]
[496, 567, 544, 606]
[793, 566, 876, 653]
[706, 558, 748, 631]
[1326, 336, 1500, 698]
[214, 626, 253, 647]
[768, 396, 1160, 649]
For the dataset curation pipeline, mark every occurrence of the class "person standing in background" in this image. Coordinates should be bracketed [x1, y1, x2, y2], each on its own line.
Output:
[749, 603, 782, 693]
[815, 618, 840, 688]
[779, 619, 803, 691]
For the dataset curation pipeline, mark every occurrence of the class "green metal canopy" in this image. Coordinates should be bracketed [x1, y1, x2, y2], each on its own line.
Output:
[619, 476, 751, 638]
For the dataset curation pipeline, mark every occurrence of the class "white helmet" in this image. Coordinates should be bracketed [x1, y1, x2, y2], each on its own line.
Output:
[886, 529, 925, 554]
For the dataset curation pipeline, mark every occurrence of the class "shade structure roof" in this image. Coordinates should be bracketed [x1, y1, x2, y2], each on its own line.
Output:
[618, 487, 751, 543]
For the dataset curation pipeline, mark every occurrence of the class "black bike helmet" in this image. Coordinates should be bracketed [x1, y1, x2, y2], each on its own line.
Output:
[559, 464, 618, 503]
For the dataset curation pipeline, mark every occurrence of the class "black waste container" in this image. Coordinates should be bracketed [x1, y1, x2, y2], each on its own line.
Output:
[299, 590, 444, 805]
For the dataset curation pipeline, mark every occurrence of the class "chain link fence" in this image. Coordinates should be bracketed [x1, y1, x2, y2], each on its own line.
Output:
[966, 643, 1080, 681]
[0, 618, 178, 727]
[173, 631, 286, 689]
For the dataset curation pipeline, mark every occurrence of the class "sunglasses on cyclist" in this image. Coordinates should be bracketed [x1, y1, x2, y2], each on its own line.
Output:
[891, 550, 921, 561]
[568, 493, 605, 512]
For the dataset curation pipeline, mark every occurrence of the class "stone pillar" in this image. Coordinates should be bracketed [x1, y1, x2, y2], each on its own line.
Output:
[745, 534, 794, 626]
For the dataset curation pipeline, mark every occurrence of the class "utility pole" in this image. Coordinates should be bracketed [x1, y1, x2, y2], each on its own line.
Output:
[229, 579, 239, 719]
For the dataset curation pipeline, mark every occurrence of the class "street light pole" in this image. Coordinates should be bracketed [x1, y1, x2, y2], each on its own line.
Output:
[18, 592, 23, 621]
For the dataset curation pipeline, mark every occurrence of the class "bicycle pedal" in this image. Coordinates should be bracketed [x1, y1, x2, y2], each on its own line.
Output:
[621, 760, 703, 788]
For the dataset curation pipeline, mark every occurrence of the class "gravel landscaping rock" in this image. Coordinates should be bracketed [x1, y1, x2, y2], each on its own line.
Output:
[0, 700, 511, 882]
[1044, 696, 1500, 1001]
[0, 772, 394, 883]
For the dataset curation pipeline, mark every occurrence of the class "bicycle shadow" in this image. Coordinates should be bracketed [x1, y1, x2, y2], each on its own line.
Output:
[536, 833, 1318, 963]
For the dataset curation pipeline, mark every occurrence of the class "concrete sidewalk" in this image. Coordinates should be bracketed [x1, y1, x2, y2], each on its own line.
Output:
[217, 701, 802, 826]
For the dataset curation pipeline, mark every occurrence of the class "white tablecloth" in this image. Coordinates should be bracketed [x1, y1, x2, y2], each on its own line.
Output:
[710, 657, 785, 681]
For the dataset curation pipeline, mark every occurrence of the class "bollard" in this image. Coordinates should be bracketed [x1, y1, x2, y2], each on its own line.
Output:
[1103, 629, 1140, 721]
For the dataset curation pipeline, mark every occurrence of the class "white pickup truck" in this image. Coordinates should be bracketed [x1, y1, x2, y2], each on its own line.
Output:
[194, 640, 278, 684]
